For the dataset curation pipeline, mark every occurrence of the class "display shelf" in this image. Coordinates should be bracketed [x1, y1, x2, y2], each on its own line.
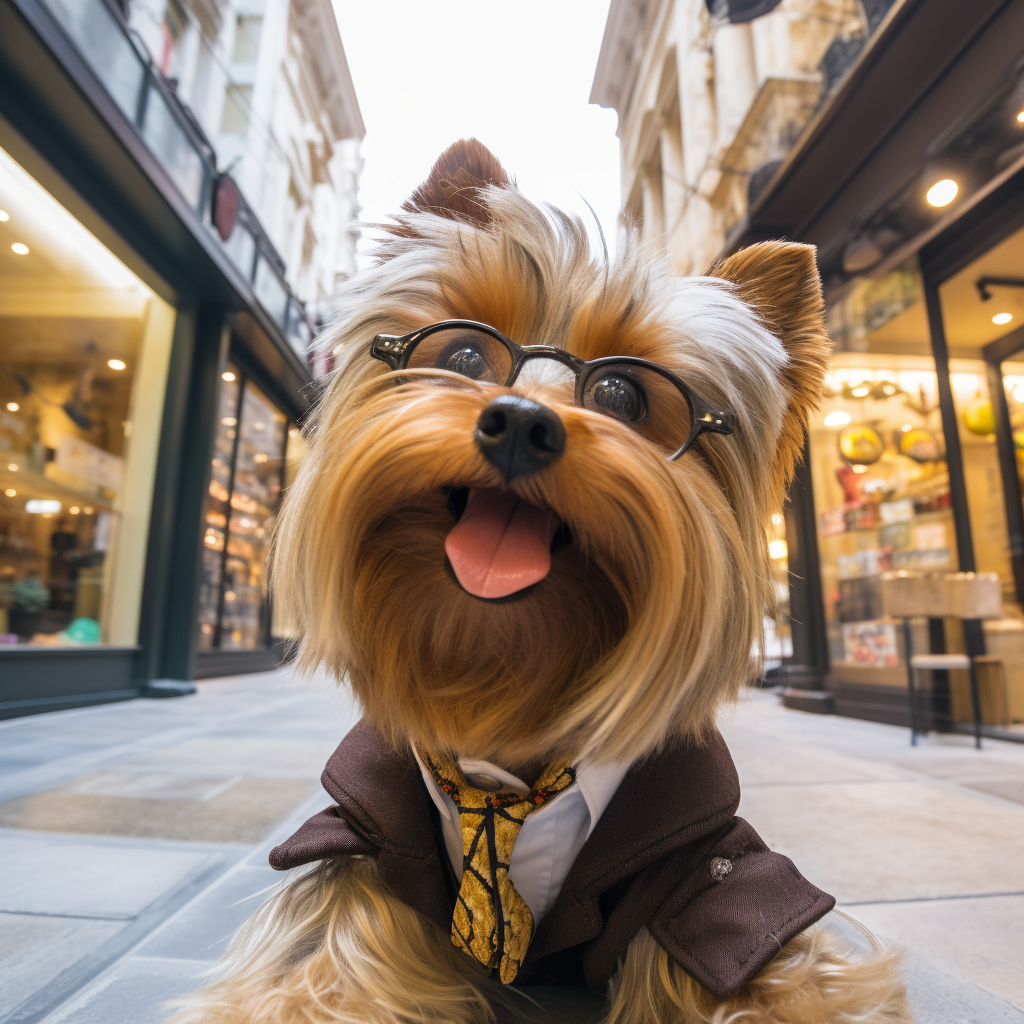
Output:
[0, 465, 115, 512]
[819, 505, 954, 538]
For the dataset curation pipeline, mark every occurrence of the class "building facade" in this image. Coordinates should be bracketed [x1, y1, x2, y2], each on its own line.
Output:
[0, 0, 363, 716]
[594, 0, 1024, 740]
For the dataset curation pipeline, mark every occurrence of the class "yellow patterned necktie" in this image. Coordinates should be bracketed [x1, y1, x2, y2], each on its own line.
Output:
[420, 750, 576, 984]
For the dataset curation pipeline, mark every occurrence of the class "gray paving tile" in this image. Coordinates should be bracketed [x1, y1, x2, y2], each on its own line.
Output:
[0, 913, 123, 1013]
[848, 895, 1024, 1011]
[118, 736, 338, 777]
[0, 833, 218, 918]
[42, 955, 207, 1024]
[137, 864, 282, 961]
[62, 771, 241, 801]
[738, 779, 1024, 903]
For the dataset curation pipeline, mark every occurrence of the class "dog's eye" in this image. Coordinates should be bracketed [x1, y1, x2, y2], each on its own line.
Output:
[444, 345, 488, 380]
[588, 375, 647, 423]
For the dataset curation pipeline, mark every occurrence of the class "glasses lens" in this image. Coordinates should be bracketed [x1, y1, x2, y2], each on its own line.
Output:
[582, 363, 692, 453]
[406, 327, 513, 384]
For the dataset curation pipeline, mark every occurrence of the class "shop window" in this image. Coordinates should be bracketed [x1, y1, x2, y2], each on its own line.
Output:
[814, 266, 951, 686]
[0, 144, 174, 647]
[764, 510, 791, 665]
[197, 367, 293, 651]
[937, 220, 1024, 726]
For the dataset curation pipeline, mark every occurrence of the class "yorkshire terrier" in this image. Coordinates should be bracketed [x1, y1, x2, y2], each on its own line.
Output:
[170, 140, 911, 1024]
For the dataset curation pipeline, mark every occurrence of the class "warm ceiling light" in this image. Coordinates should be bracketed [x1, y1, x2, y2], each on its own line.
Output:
[222, 371, 236, 382]
[221, 416, 237, 426]
[901, 423, 913, 432]
[771, 513, 783, 526]
[768, 539, 788, 560]
[0, 209, 9, 221]
[851, 385, 871, 397]
[824, 410, 852, 427]
[7, 463, 17, 472]
[11, 242, 29, 255]
[5, 401, 18, 412]
[851, 465, 869, 474]
[926, 179, 958, 207]
[107, 358, 126, 370]
[1018, 110, 1024, 123]
[70, 505, 80, 514]
[882, 384, 897, 395]
[83, 505, 95, 514]
[1015, 385, 1024, 403]
[992, 312, 1013, 325]
[4, 488, 15, 497]
[26, 499, 62, 514]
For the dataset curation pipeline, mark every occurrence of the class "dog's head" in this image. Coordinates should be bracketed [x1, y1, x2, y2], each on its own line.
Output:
[275, 140, 830, 766]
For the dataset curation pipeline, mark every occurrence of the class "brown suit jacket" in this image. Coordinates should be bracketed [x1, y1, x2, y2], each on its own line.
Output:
[270, 720, 834, 999]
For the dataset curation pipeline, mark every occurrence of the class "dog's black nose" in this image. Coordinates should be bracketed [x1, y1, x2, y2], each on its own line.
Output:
[475, 395, 565, 481]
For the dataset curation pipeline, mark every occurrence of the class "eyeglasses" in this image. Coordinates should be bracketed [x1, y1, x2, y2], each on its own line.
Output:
[370, 319, 735, 460]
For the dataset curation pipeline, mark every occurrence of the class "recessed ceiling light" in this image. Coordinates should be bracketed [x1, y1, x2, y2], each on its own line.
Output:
[1018, 110, 1024, 123]
[26, 499, 62, 514]
[851, 385, 871, 397]
[107, 358, 126, 370]
[5, 401, 18, 412]
[992, 312, 1013, 325]
[221, 416, 237, 426]
[222, 371, 236, 382]
[4, 488, 15, 497]
[0, 209, 9, 221]
[901, 423, 913, 432]
[11, 242, 29, 255]
[7, 463, 17, 472]
[851, 465, 869, 474]
[70, 505, 80, 514]
[824, 410, 852, 427]
[926, 179, 958, 207]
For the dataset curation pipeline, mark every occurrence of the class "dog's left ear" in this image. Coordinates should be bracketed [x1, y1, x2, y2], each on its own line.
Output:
[711, 241, 831, 492]
[402, 138, 511, 227]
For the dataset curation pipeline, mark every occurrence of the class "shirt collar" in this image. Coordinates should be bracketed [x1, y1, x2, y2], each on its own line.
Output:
[412, 749, 631, 836]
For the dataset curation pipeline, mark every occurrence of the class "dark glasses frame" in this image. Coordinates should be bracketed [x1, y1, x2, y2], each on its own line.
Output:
[370, 319, 736, 460]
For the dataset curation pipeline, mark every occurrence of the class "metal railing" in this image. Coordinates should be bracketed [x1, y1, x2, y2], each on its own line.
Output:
[37, 0, 317, 363]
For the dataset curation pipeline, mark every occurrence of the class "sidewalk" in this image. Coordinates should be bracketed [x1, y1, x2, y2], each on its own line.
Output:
[1, 671, 1022, 1023]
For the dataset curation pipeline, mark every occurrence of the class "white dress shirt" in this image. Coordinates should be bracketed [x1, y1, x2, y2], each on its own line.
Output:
[413, 750, 632, 924]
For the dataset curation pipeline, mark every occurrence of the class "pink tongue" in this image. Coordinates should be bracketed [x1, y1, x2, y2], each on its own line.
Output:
[445, 488, 555, 599]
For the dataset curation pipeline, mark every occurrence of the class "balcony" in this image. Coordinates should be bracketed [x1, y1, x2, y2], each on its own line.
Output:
[36, 0, 316, 364]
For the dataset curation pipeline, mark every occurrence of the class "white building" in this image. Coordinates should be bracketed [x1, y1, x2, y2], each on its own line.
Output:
[591, 0, 889, 276]
[124, 0, 364, 315]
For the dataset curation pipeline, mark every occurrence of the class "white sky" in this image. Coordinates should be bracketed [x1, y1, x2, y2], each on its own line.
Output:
[331, 2, 621, 263]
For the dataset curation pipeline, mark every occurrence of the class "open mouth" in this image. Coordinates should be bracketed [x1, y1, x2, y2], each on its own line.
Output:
[443, 486, 569, 601]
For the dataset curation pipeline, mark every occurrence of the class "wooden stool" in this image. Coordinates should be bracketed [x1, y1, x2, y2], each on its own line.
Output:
[881, 572, 1002, 749]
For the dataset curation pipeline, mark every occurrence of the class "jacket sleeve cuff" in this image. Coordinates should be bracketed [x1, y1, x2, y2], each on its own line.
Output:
[269, 806, 379, 870]
[648, 816, 836, 999]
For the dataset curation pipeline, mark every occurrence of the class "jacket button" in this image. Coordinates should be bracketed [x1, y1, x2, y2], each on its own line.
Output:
[709, 856, 733, 881]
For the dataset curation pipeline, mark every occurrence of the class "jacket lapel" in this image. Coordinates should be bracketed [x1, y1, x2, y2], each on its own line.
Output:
[320, 720, 455, 931]
[527, 730, 741, 962]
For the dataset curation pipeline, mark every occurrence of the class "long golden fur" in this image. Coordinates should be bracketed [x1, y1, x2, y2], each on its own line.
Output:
[170, 140, 912, 1024]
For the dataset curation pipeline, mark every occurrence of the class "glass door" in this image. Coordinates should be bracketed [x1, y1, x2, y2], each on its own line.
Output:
[197, 365, 290, 651]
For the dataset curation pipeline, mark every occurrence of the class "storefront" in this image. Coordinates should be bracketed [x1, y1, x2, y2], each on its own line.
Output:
[729, 0, 1024, 739]
[0, 0, 317, 715]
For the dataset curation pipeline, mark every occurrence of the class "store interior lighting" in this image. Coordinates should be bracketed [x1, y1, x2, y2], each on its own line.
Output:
[0, 144, 141, 291]
[823, 410, 852, 427]
[6, 401, 18, 411]
[992, 312, 1013, 325]
[107, 358, 126, 370]
[926, 178, 958, 207]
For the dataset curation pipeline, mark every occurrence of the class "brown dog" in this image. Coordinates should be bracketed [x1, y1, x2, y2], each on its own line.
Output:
[170, 140, 911, 1024]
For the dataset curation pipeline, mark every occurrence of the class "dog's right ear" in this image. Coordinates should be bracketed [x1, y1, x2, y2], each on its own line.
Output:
[402, 138, 510, 227]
